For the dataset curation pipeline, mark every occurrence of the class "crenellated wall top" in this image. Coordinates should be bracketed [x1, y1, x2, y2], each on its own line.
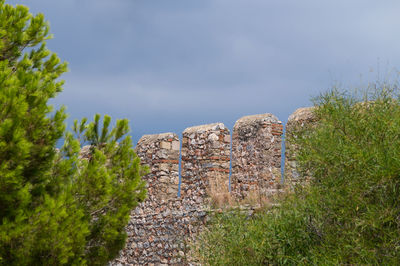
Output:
[233, 113, 281, 128]
[183, 122, 226, 134]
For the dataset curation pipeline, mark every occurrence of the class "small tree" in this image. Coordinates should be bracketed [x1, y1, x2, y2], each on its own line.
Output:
[0, 1, 147, 265]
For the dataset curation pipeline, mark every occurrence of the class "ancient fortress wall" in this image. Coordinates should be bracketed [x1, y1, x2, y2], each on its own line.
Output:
[181, 123, 231, 208]
[112, 110, 314, 265]
[115, 133, 207, 265]
[231, 114, 283, 201]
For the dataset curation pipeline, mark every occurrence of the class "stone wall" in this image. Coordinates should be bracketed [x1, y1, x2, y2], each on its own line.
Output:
[181, 123, 230, 208]
[113, 132, 206, 265]
[231, 114, 283, 201]
[135, 133, 180, 202]
[114, 198, 207, 265]
[110, 110, 320, 265]
[284, 107, 316, 190]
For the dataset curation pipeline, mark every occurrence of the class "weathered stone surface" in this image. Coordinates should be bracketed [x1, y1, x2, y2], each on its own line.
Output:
[181, 123, 230, 208]
[112, 198, 207, 265]
[109, 113, 296, 265]
[160, 141, 172, 150]
[135, 133, 180, 201]
[171, 141, 180, 151]
[284, 107, 317, 189]
[231, 114, 283, 201]
[287, 107, 315, 126]
[112, 132, 205, 265]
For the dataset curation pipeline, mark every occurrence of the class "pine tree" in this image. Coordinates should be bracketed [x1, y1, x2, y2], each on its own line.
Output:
[0, 1, 147, 264]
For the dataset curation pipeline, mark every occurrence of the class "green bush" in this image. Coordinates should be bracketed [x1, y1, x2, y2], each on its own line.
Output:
[198, 82, 400, 265]
[0, 1, 147, 265]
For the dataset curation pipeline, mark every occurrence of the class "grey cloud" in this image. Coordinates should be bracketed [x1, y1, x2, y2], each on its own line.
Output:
[9, 0, 400, 143]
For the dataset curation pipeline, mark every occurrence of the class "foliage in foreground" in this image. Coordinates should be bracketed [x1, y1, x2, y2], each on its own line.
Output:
[198, 82, 400, 265]
[0, 1, 146, 265]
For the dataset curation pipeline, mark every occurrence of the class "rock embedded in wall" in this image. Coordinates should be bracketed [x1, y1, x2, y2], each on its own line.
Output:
[231, 113, 283, 201]
[181, 123, 231, 207]
[284, 107, 317, 189]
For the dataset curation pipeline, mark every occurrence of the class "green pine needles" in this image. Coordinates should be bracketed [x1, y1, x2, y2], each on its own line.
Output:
[0, 1, 147, 265]
[198, 82, 400, 265]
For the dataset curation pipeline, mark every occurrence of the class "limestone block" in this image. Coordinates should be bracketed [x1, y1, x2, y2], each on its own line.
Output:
[224, 135, 231, 143]
[160, 141, 171, 150]
[172, 141, 180, 151]
[208, 133, 219, 141]
[159, 163, 169, 172]
[159, 176, 169, 183]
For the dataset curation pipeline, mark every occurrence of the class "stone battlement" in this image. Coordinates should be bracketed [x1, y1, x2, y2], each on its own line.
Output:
[111, 108, 314, 265]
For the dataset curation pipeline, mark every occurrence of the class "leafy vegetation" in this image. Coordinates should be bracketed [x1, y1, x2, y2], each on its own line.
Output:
[0, 1, 147, 264]
[198, 81, 400, 265]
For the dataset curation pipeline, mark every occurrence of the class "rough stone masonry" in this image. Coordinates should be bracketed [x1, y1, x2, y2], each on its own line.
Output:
[112, 123, 233, 265]
[181, 123, 231, 208]
[109, 111, 312, 265]
[136, 133, 180, 202]
[231, 113, 283, 201]
[112, 133, 205, 265]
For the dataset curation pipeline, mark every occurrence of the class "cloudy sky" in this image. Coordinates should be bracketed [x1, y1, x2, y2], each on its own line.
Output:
[8, 0, 400, 143]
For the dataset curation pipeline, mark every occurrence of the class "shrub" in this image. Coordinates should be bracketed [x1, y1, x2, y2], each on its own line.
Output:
[198, 81, 400, 264]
